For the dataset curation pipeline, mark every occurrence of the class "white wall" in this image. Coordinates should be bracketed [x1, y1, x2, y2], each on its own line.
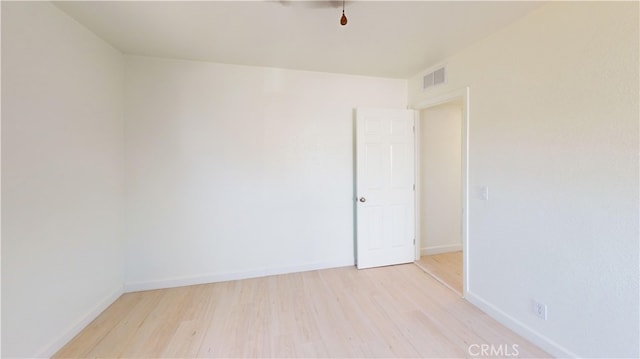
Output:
[1, 2, 125, 357]
[124, 56, 407, 290]
[409, 2, 638, 357]
[419, 104, 462, 255]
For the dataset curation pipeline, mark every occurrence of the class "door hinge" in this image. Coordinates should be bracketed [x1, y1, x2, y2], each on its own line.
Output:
[413, 238, 416, 245]
[413, 125, 415, 133]
[413, 184, 415, 191]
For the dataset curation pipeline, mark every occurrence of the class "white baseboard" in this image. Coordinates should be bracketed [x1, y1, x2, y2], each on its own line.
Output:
[421, 244, 462, 256]
[465, 291, 578, 358]
[124, 259, 355, 293]
[37, 286, 123, 358]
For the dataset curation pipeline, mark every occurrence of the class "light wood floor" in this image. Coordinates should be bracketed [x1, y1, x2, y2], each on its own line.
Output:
[416, 251, 463, 295]
[55, 264, 548, 358]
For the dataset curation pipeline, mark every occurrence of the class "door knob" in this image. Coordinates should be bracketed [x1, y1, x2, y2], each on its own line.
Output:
[359, 197, 367, 203]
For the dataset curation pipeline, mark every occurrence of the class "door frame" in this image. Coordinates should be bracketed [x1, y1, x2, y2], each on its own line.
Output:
[412, 87, 470, 297]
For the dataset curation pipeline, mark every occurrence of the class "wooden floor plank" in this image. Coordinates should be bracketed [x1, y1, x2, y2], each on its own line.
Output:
[416, 250, 464, 295]
[54, 264, 549, 358]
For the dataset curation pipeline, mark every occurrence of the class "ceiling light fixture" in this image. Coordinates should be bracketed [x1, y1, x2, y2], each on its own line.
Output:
[340, 0, 348, 26]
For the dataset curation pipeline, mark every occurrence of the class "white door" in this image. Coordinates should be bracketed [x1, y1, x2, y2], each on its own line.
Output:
[356, 108, 415, 269]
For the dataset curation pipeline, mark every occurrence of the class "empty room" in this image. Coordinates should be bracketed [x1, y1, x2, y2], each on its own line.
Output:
[2, 1, 638, 358]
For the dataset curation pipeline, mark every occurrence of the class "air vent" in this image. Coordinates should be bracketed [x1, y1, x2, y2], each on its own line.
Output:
[423, 66, 446, 90]
[423, 72, 434, 89]
[433, 67, 445, 85]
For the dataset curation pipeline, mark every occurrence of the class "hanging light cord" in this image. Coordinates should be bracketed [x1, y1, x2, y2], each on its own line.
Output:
[340, 0, 348, 26]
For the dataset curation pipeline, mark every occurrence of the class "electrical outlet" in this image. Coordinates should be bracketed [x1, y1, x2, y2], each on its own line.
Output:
[532, 300, 548, 320]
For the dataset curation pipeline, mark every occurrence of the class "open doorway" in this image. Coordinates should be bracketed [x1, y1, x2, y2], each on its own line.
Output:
[413, 89, 468, 297]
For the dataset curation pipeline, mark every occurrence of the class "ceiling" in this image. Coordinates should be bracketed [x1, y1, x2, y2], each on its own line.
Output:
[55, 1, 544, 79]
